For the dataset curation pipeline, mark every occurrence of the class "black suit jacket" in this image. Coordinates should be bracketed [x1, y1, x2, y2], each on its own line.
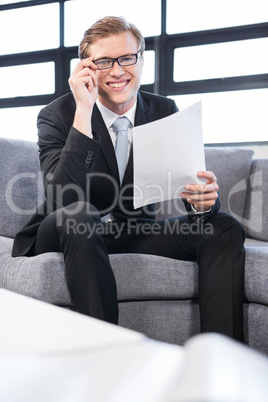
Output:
[12, 90, 219, 257]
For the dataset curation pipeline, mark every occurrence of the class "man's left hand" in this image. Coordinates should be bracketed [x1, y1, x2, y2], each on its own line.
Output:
[180, 171, 219, 212]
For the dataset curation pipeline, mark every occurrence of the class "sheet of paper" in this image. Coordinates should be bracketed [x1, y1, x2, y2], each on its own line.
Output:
[133, 101, 206, 209]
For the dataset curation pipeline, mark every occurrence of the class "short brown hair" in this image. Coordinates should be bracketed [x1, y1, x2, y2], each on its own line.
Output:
[79, 16, 145, 59]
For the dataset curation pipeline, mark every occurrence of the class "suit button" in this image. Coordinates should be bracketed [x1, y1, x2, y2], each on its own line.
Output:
[84, 150, 93, 168]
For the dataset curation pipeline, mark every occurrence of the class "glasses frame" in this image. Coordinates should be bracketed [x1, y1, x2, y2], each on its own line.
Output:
[93, 50, 142, 70]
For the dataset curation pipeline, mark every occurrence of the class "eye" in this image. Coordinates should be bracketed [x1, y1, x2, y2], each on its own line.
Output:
[95, 59, 112, 67]
[120, 55, 136, 64]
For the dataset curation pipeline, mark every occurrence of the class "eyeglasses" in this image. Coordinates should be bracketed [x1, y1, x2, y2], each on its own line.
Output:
[93, 51, 141, 70]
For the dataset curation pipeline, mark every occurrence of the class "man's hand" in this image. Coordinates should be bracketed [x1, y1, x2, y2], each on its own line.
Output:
[180, 171, 219, 212]
[68, 58, 98, 137]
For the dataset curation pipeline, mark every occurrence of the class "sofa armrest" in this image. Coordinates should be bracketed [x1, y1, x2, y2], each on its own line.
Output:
[243, 158, 268, 241]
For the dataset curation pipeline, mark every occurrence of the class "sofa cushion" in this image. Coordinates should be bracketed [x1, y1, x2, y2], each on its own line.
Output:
[204, 148, 253, 220]
[0, 237, 198, 305]
[0, 138, 44, 238]
[119, 300, 200, 345]
[0, 237, 70, 305]
[244, 246, 268, 306]
[1, 237, 267, 308]
[156, 147, 254, 223]
[111, 254, 198, 301]
[243, 158, 268, 241]
[244, 303, 268, 356]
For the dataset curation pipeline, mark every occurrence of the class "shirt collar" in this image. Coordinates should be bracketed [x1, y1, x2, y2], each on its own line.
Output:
[96, 99, 136, 130]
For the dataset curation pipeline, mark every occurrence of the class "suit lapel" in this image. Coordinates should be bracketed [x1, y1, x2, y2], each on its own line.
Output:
[92, 104, 119, 181]
[92, 93, 150, 186]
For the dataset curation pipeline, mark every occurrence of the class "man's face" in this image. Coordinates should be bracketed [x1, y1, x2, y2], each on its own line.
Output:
[89, 32, 144, 115]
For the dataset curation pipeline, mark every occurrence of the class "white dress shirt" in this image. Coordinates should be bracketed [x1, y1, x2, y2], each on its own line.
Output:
[96, 100, 136, 222]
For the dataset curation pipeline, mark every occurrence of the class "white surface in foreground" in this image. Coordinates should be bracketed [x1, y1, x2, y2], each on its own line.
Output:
[0, 289, 267, 402]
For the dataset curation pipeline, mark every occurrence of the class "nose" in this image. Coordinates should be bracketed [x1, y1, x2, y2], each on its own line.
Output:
[110, 60, 124, 77]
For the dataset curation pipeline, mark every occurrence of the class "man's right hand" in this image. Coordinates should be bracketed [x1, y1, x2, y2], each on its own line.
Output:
[68, 58, 98, 137]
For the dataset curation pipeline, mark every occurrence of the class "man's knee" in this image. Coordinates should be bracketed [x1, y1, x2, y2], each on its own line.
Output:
[55, 201, 101, 229]
[210, 211, 245, 242]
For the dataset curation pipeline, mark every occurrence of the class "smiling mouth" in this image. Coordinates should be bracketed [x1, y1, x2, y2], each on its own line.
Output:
[107, 80, 129, 88]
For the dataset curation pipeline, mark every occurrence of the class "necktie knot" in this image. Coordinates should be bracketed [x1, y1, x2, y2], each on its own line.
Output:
[113, 116, 131, 133]
[113, 117, 131, 185]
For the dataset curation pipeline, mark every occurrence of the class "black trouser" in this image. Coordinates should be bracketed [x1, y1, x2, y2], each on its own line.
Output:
[35, 201, 245, 341]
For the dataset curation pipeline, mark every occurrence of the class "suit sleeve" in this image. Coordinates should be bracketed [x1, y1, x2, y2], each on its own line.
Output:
[183, 196, 220, 223]
[37, 105, 100, 211]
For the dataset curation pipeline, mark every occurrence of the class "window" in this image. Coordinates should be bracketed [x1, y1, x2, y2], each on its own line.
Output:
[64, 0, 161, 47]
[0, 3, 59, 55]
[0, 62, 55, 98]
[0, 106, 43, 141]
[174, 38, 268, 82]
[167, 0, 268, 34]
[170, 89, 268, 144]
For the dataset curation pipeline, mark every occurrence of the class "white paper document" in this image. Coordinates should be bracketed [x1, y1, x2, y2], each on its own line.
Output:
[133, 101, 206, 209]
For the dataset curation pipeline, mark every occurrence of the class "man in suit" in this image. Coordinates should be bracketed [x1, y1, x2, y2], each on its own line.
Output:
[12, 16, 245, 341]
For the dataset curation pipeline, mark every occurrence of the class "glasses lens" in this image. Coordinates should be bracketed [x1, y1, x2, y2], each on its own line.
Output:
[95, 59, 113, 70]
[94, 53, 139, 70]
[118, 54, 137, 66]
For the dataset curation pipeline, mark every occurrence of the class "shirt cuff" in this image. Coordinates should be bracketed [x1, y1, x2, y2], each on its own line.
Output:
[191, 204, 211, 214]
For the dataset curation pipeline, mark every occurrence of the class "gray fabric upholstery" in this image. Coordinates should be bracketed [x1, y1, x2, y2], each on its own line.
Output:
[2, 235, 267, 312]
[204, 148, 254, 219]
[0, 138, 44, 238]
[243, 158, 268, 241]
[244, 246, 268, 305]
[156, 147, 254, 220]
[244, 303, 268, 356]
[112, 254, 198, 300]
[0, 137, 267, 356]
[119, 300, 200, 345]
[0, 237, 69, 305]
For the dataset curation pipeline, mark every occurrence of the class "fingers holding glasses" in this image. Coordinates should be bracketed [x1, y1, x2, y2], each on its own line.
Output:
[69, 58, 98, 87]
[68, 58, 98, 107]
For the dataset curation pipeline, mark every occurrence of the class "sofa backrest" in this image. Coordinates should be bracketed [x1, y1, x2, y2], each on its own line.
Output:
[205, 147, 254, 220]
[243, 158, 268, 241]
[156, 147, 254, 223]
[0, 138, 44, 238]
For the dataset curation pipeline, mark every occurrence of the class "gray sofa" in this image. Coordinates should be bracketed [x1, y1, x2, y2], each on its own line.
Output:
[0, 137, 267, 355]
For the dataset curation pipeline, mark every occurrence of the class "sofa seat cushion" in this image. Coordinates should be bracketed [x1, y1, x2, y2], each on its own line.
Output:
[1, 237, 267, 307]
[244, 303, 268, 356]
[244, 246, 268, 306]
[245, 238, 268, 247]
[112, 254, 198, 301]
[0, 237, 70, 306]
[0, 237, 199, 304]
[243, 158, 268, 241]
[119, 300, 200, 345]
